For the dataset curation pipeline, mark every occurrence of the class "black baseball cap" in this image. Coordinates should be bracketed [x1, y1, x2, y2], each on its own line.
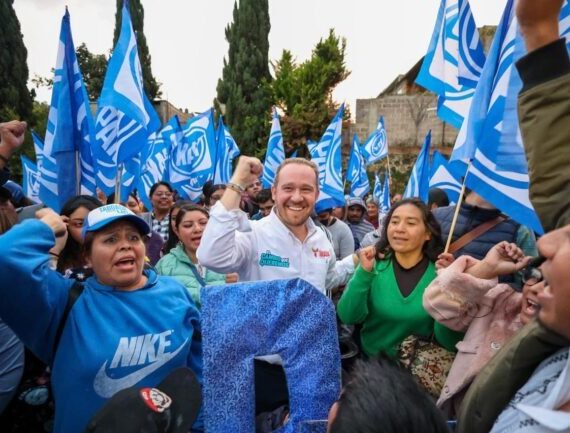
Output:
[85, 368, 201, 433]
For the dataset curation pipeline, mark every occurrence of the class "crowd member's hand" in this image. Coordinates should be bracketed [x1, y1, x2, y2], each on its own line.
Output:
[517, 0, 564, 52]
[358, 246, 376, 272]
[50, 215, 69, 256]
[225, 273, 239, 284]
[476, 242, 531, 279]
[230, 156, 263, 189]
[436, 252, 455, 270]
[36, 208, 67, 238]
[0, 120, 27, 162]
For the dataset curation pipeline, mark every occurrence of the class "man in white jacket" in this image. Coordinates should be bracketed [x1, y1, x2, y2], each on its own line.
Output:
[197, 156, 355, 295]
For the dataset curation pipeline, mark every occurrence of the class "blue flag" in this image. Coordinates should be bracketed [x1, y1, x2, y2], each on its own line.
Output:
[311, 104, 346, 210]
[21, 156, 40, 203]
[453, 0, 545, 234]
[373, 172, 383, 206]
[262, 108, 285, 188]
[214, 116, 240, 184]
[134, 130, 169, 209]
[346, 134, 370, 198]
[403, 130, 432, 203]
[93, 1, 160, 195]
[380, 170, 391, 215]
[416, 0, 486, 129]
[40, 8, 97, 211]
[429, 151, 463, 204]
[169, 108, 217, 201]
[362, 116, 388, 165]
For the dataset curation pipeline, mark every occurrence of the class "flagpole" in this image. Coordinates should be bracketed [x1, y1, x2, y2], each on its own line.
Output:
[443, 162, 471, 254]
[114, 164, 123, 204]
[75, 150, 81, 196]
[386, 153, 393, 185]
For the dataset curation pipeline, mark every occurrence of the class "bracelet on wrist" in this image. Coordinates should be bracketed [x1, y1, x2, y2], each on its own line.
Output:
[226, 182, 246, 194]
[49, 251, 60, 258]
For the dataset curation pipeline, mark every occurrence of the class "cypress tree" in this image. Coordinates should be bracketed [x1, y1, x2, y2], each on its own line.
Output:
[114, 0, 161, 99]
[0, 0, 33, 121]
[215, 0, 272, 157]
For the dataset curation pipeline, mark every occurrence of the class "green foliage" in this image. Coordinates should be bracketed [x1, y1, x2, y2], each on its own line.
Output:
[215, 0, 272, 157]
[0, 0, 34, 122]
[114, 0, 161, 99]
[76, 43, 108, 101]
[272, 29, 350, 152]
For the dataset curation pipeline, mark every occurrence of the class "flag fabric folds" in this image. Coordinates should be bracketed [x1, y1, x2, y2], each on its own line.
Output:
[310, 104, 346, 210]
[346, 134, 370, 198]
[39, 8, 97, 211]
[380, 170, 391, 215]
[403, 130, 432, 203]
[373, 172, 382, 207]
[21, 156, 40, 203]
[169, 109, 217, 201]
[416, 0, 486, 129]
[362, 116, 389, 165]
[451, 0, 547, 234]
[93, 1, 160, 195]
[261, 108, 285, 188]
[214, 116, 240, 184]
[137, 128, 171, 210]
[429, 151, 463, 204]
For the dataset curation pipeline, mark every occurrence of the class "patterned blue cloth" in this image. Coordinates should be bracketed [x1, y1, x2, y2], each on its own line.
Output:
[201, 278, 341, 433]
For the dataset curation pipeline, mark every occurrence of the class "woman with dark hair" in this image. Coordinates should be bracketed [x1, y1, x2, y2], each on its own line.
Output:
[54, 195, 102, 276]
[337, 198, 459, 358]
[156, 204, 229, 307]
[141, 181, 174, 243]
[202, 181, 226, 210]
[162, 200, 193, 255]
[0, 205, 203, 433]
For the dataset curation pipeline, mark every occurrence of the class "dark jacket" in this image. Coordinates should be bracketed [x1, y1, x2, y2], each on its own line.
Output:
[433, 204, 519, 261]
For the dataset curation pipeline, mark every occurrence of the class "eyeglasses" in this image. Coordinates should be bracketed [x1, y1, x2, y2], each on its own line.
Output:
[153, 192, 173, 198]
[521, 256, 546, 286]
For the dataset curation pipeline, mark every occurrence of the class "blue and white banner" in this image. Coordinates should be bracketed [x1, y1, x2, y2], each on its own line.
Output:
[262, 108, 285, 188]
[214, 116, 240, 184]
[93, 1, 160, 195]
[21, 156, 40, 203]
[380, 170, 391, 215]
[416, 0, 486, 129]
[137, 129, 170, 210]
[452, 0, 547, 234]
[310, 104, 346, 210]
[39, 8, 97, 211]
[373, 172, 382, 207]
[169, 109, 217, 201]
[346, 134, 370, 198]
[403, 130, 432, 203]
[362, 116, 388, 165]
[429, 151, 463, 204]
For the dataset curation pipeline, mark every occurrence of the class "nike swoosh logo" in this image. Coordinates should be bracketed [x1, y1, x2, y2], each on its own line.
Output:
[93, 338, 188, 398]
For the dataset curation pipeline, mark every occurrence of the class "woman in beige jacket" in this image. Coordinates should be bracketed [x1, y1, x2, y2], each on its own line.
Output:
[423, 241, 543, 418]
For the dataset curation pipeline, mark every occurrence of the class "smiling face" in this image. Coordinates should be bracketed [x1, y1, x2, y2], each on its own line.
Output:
[175, 210, 209, 256]
[520, 280, 543, 325]
[536, 224, 570, 339]
[367, 202, 379, 219]
[85, 221, 147, 291]
[386, 203, 431, 256]
[271, 163, 318, 233]
[151, 184, 174, 215]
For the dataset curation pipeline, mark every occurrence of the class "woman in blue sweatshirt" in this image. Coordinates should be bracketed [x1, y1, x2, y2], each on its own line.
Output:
[0, 204, 203, 433]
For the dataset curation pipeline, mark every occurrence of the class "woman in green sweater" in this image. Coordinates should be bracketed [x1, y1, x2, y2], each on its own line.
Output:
[338, 198, 460, 358]
[156, 204, 236, 307]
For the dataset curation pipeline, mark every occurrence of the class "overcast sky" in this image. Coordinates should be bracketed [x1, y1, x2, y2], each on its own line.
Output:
[14, 0, 505, 118]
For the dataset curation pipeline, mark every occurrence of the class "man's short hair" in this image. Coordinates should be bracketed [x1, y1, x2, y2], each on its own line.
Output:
[273, 158, 319, 189]
[255, 188, 273, 204]
[428, 188, 450, 208]
[330, 357, 449, 433]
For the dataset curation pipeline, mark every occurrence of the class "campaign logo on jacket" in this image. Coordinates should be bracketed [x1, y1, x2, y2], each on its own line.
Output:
[93, 330, 188, 398]
[259, 251, 290, 268]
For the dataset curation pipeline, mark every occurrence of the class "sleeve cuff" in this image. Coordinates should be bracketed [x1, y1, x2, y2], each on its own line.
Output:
[516, 39, 570, 93]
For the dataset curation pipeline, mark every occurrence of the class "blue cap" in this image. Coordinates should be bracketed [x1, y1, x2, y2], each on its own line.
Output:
[82, 204, 151, 239]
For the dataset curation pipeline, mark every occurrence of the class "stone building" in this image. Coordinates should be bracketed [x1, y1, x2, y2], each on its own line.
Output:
[89, 100, 194, 125]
